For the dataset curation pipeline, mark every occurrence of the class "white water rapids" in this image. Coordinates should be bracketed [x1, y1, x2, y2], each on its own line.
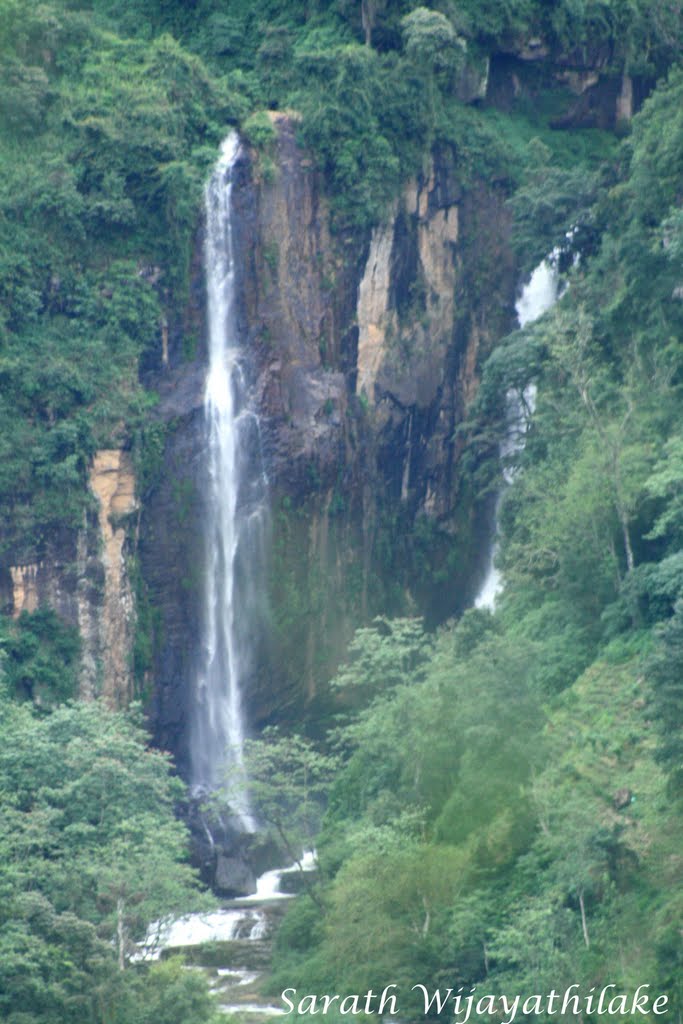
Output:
[191, 132, 268, 830]
[474, 256, 560, 610]
[236, 850, 318, 903]
[139, 851, 317, 956]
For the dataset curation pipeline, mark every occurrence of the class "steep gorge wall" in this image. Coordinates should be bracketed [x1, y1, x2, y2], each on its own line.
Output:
[138, 112, 516, 769]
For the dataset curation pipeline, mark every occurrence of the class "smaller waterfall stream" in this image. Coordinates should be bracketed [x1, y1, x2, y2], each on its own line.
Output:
[474, 256, 560, 610]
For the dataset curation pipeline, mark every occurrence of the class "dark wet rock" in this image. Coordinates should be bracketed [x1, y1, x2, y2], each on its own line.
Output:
[215, 856, 257, 898]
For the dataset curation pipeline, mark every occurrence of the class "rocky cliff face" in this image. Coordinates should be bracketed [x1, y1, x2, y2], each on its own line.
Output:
[0, 450, 137, 706]
[137, 360, 207, 775]
[489, 33, 649, 130]
[88, 450, 137, 706]
[139, 112, 517, 769]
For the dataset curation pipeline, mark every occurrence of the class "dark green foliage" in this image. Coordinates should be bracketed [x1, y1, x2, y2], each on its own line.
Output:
[0, 700, 217, 1022]
[2, 0, 683, 1018]
[605, 553, 683, 633]
[629, 66, 683, 225]
[293, 43, 409, 227]
[113, 958, 223, 1024]
[1, 608, 80, 707]
[648, 600, 683, 798]
[241, 109, 277, 150]
[441, 0, 536, 40]
[508, 138, 607, 272]
[0, 2, 237, 549]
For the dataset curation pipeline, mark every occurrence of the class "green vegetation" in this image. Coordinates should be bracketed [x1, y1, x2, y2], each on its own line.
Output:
[255, 41, 683, 1024]
[2, 0, 683, 1021]
[0, 1, 237, 553]
[0, 607, 80, 707]
[0, 696, 220, 1023]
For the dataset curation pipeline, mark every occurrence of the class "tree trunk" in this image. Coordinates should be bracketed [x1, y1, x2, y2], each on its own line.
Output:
[618, 499, 635, 573]
[117, 897, 126, 971]
[579, 889, 590, 949]
[612, 448, 635, 573]
[422, 897, 430, 937]
[578, 380, 636, 576]
[273, 819, 323, 910]
[361, 0, 372, 46]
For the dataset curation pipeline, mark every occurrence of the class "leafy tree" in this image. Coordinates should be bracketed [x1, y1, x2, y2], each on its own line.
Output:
[629, 66, 683, 225]
[114, 957, 224, 1024]
[294, 42, 405, 226]
[220, 728, 338, 906]
[0, 700, 214, 1020]
[0, 608, 80, 708]
[401, 7, 463, 71]
[648, 600, 683, 798]
[509, 138, 605, 272]
[329, 616, 432, 704]
[645, 435, 683, 547]
[542, 305, 656, 574]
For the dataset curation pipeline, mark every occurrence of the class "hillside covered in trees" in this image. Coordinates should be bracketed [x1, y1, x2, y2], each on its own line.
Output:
[1, 0, 683, 1021]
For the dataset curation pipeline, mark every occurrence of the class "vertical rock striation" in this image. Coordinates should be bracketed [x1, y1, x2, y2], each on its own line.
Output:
[356, 218, 397, 402]
[88, 449, 137, 707]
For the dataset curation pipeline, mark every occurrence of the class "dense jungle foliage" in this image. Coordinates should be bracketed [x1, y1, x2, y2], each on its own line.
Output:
[259, 32, 683, 1024]
[2, 0, 683, 1021]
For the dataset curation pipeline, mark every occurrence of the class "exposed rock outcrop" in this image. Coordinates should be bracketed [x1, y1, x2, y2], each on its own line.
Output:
[215, 856, 257, 898]
[356, 217, 397, 402]
[89, 450, 137, 707]
[0, 448, 137, 707]
[9, 563, 41, 616]
[137, 364, 207, 774]
[488, 44, 650, 130]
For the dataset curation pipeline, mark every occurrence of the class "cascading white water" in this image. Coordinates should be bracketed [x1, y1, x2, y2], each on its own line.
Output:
[136, 852, 317, 960]
[515, 256, 560, 330]
[474, 256, 560, 610]
[191, 132, 268, 830]
[136, 851, 315, 1014]
[140, 907, 265, 955]
[236, 849, 318, 903]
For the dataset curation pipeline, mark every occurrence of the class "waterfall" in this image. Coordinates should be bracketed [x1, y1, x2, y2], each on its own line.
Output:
[474, 255, 560, 610]
[191, 132, 268, 830]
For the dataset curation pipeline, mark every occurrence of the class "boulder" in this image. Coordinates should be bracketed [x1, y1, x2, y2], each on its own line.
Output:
[613, 787, 633, 810]
[215, 855, 257, 897]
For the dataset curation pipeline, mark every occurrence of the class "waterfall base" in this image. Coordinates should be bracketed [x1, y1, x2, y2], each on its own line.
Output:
[139, 855, 317, 1019]
[184, 795, 286, 897]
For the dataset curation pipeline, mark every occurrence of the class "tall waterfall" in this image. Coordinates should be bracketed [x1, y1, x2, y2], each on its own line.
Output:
[474, 255, 559, 610]
[191, 132, 268, 830]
